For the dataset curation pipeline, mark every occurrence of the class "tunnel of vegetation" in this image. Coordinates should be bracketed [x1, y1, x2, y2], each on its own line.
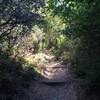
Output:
[0, 0, 100, 99]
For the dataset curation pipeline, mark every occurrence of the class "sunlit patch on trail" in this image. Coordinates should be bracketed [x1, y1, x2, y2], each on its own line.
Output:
[28, 51, 70, 83]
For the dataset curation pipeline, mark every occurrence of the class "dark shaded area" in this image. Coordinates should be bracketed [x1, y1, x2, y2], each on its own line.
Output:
[0, 52, 36, 99]
[71, 1, 100, 97]
[41, 82, 70, 86]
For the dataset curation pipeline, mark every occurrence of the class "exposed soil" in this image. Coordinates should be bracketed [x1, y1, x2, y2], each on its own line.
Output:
[12, 50, 86, 100]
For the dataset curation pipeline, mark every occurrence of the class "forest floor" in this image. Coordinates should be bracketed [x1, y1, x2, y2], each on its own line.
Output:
[12, 50, 86, 100]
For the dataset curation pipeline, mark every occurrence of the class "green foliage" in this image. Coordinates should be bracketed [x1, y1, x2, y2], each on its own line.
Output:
[47, 0, 100, 88]
[0, 0, 46, 55]
[71, 1, 100, 82]
[52, 34, 75, 63]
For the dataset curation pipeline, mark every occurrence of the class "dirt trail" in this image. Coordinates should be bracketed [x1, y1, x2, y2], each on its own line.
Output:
[13, 51, 85, 100]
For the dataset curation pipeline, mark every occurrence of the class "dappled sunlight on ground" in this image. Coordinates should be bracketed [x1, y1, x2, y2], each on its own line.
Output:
[18, 49, 71, 82]
[22, 50, 71, 83]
